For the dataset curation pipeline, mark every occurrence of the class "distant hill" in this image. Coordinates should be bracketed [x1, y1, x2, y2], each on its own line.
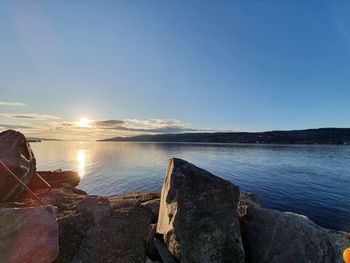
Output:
[99, 128, 350, 145]
[27, 137, 63, 142]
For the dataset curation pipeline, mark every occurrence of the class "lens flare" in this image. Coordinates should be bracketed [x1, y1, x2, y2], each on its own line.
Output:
[77, 118, 90, 127]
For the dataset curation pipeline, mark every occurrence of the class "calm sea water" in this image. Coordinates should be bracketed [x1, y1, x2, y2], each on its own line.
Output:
[31, 141, 350, 232]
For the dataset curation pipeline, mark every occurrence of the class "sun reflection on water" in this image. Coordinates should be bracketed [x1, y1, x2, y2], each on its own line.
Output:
[77, 149, 86, 178]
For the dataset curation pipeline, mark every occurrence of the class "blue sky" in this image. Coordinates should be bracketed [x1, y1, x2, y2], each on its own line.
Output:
[1, 1, 350, 139]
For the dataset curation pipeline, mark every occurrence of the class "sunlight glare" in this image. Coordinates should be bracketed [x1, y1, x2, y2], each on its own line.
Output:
[77, 149, 86, 178]
[77, 118, 90, 127]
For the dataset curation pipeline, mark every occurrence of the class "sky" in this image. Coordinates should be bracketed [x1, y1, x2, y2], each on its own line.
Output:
[1, 1, 350, 140]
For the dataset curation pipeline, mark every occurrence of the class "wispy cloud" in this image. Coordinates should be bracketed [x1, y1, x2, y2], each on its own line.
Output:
[0, 101, 26, 106]
[93, 119, 206, 134]
[0, 124, 32, 129]
[0, 117, 218, 140]
[0, 113, 61, 120]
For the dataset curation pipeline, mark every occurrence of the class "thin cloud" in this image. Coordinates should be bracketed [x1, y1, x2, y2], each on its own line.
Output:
[95, 120, 125, 126]
[0, 113, 61, 120]
[0, 101, 26, 106]
[12, 115, 35, 119]
[94, 119, 205, 134]
[0, 124, 32, 129]
[2, 118, 219, 140]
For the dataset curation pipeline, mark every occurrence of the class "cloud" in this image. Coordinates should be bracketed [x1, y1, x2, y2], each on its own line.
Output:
[0, 101, 26, 106]
[12, 115, 35, 119]
[0, 124, 32, 129]
[0, 113, 61, 120]
[95, 120, 125, 126]
[93, 119, 203, 134]
[0, 117, 218, 140]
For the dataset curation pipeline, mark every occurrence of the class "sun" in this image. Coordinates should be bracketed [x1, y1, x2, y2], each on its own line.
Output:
[77, 118, 90, 127]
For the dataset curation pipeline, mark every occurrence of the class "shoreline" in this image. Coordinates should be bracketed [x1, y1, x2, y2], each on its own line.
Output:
[2, 158, 349, 262]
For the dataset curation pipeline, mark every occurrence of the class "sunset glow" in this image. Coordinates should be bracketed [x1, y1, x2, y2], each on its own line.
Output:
[77, 118, 90, 128]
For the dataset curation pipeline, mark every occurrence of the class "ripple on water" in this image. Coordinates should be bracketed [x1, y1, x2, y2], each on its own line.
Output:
[31, 141, 350, 231]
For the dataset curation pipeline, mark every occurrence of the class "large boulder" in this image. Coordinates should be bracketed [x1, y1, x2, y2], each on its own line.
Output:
[70, 192, 159, 263]
[34, 188, 159, 263]
[240, 206, 350, 263]
[157, 158, 245, 263]
[0, 205, 59, 263]
[0, 130, 36, 202]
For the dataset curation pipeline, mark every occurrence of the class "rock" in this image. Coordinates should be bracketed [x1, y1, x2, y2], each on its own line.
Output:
[238, 192, 262, 219]
[66, 193, 159, 263]
[28, 171, 80, 191]
[153, 238, 176, 263]
[145, 256, 161, 263]
[77, 196, 111, 224]
[145, 224, 160, 260]
[141, 198, 160, 216]
[240, 206, 350, 263]
[239, 192, 261, 208]
[61, 183, 87, 195]
[35, 188, 96, 263]
[0, 205, 59, 263]
[157, 158, 245, 262]
[108, 192, 160, 209]
[0, 130, 36, 202]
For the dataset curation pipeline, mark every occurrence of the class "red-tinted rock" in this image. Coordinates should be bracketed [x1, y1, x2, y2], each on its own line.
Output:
[0, 130, 36, 202]
[0, 205, 59, 263]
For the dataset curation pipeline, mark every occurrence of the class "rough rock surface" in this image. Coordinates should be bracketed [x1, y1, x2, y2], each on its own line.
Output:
[0, 130, 36, 201]
[240, 206, 350, 263]
[141, 198, 160, 221]
[239, 192, 261, 208]
[0, 205, 59, 263]
[32, 188, 160, 263]
[145, 224, 159, 260]
[157, 158, 245, 263]
[153, 238, 176, 263]
[77, 196, 111, 224]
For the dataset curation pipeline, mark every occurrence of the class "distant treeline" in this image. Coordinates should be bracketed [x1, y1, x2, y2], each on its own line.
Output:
[99, 128, 350, 145]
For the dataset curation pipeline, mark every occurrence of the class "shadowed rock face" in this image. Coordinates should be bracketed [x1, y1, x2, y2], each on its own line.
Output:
[157, 158, 245, 263]
[0, 205, 59, 263]
[240, 206, 350, 263]
[0, 130, 36, 202]
[31, 188, 160, 263]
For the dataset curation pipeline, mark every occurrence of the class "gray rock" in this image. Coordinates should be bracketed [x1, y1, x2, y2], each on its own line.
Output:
[0, 130, 36, 202]
[141, 198, 160, 216]
[145, 224, 159, 260]
[239, 192, 261, 208]
[157, 158, 245, 263]
[238, 192, 262, 219]
[77, 196, 111, 224]
[145, 256, 161, 263]
[70, 192, 158, 263]
[0, 205, 59, 263]
[153, 238, 176, 263]
[240, 206, 350, 263]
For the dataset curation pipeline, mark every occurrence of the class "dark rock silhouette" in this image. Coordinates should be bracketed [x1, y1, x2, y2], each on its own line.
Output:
[0, 130, 36, 202]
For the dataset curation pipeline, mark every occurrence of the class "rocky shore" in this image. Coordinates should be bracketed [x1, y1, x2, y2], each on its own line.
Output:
[0, 130, 349, 262]
[0, 158, 348, 263]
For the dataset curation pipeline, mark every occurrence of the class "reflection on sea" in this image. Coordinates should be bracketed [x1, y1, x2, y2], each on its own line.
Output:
[77, 149, 86, 178]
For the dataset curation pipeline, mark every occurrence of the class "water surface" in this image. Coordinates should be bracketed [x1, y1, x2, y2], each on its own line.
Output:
[31, 141, 350, 231]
